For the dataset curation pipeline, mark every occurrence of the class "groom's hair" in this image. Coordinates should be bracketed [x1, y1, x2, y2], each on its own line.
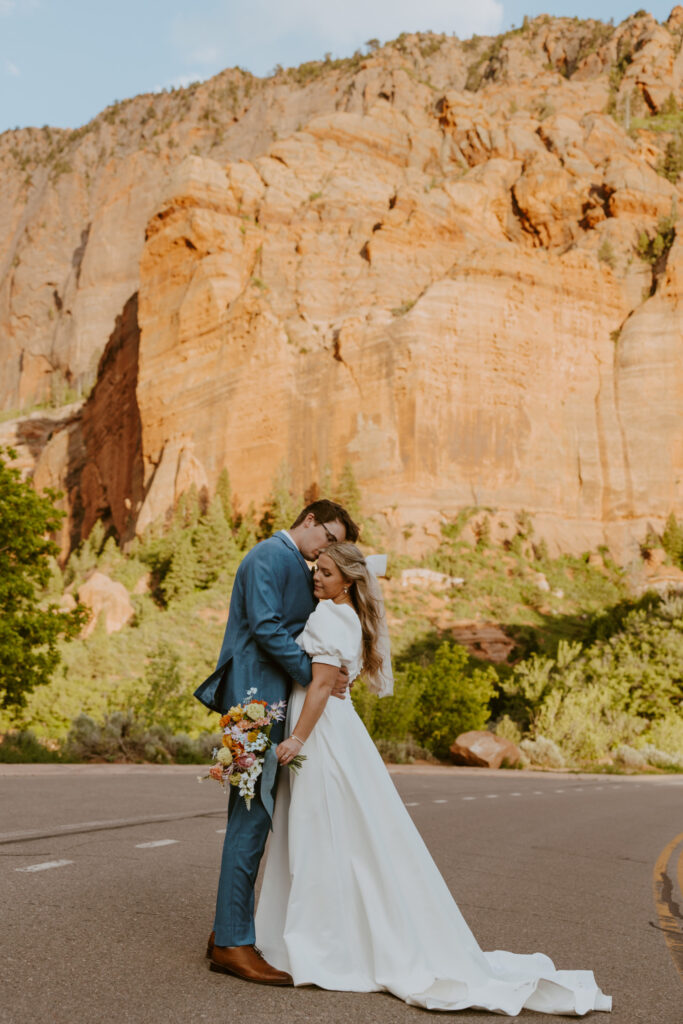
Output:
[291, 499, 360, 543]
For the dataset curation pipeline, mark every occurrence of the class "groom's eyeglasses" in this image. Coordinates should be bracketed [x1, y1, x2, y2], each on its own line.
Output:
[317, 520, 338, 544]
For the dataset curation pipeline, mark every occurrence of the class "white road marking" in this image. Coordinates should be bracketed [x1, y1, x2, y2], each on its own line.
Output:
[16, 860, 74, 873]
[135, 839, 179, 849]
[485, 794, 498, 799]
[405, 802, 419, 807]
[462, 796, 476, 801]
[216, 828, 226, 834]
[533, 790, 543, 795]
[433, 799, 448, 804]
[555, 789, 564, 793]
[510, 792, 521, 797]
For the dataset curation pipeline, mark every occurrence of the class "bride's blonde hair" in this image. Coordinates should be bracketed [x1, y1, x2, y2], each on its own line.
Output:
[322, 542, 383, 680]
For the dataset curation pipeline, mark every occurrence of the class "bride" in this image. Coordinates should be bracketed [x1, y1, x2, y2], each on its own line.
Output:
[254, 542, 612, 1016]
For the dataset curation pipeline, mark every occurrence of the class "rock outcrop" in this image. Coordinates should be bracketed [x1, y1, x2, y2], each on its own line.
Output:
[2, 13, 683, 557]
[77, 571, 135, 636]
[450, 730, 522, 768]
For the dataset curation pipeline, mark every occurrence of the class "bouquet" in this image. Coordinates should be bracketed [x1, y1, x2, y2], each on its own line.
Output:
[202, 688, 306, 808]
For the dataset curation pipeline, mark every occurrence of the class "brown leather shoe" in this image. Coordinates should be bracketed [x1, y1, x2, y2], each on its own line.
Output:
[206, 931, 215, 959]
[210, 944, 293, 985]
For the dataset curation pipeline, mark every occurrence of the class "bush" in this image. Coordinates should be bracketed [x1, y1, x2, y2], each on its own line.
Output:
[64, 711, 219, 763]
[641, 743, 683, 770]
[0, 730, 63, 763]
[351, 668, 421, 743]
[410, 643, 496, 759]
[613, 744, 647, 769]
[373, 738, 438, 764]
[520, 735, 565, 769]
[502, 595, 683, 764]
[352, 642, 495, 760]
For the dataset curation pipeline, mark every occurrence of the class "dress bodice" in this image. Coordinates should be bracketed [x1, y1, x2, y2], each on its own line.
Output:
[296, 600, 363, 681]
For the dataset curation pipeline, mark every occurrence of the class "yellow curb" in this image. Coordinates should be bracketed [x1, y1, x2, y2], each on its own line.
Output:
[652, 831, 683, 982]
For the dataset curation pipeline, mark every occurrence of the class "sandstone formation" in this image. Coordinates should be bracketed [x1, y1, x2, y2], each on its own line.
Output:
[2, 12, 683, 558]
[450, 730, 522, 768]
[77, 571, 135, 636]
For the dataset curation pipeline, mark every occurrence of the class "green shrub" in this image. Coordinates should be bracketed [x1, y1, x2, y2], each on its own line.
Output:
[65, 711, 218, 763]
[352, 642, 495, 760]
[351, 668, 421, 743]
[636, 209, 677, 266]
[598, 238, 616, 269]
[502, 595, 683, 763]
[410, 643, 496, 759]
[373, 737, 438, 764]
[0, 730, 63, 763]
[519, 735, 565, 769]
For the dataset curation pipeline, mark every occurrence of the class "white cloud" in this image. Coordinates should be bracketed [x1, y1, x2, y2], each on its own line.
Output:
[0, 0, 40, 14]
[190, 45, 221, 66]
[245, 0, 503, 47]
[172, 0, 504, 76]
[5, 60, 20, 76]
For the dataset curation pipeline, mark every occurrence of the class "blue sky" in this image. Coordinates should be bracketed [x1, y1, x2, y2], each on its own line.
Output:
[0, 1, 677, 133]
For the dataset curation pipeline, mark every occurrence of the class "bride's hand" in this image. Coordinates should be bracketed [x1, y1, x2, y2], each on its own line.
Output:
[276, 737, 303, 765]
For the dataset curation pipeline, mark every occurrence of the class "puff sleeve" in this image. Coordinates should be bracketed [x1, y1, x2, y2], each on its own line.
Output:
[296, 601, 361, 672]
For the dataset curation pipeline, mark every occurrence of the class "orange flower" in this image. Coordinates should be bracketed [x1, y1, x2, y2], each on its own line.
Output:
[222, 735, 232, 748]
[219, 714, 232, 728]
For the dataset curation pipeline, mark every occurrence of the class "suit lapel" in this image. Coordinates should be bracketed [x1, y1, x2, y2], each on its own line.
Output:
[273, 532, 314, 591]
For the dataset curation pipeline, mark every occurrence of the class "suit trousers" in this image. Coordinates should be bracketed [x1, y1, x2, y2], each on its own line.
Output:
[213, 719, 285, 947]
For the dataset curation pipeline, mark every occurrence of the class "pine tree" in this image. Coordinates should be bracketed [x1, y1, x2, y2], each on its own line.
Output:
[662, 512, 683, 568]
[215, 468, 233, 525]
[160, 532, 200, 603]
[259, 464, 299, 538]
[334, 461, 362, 520]
[194, 496, 239, 586]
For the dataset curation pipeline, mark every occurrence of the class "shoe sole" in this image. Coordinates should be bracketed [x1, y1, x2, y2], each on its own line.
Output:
[209, 961, 293, 985]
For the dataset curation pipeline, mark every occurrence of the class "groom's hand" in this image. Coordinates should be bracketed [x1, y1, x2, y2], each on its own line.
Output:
[330, 666, 350, 700]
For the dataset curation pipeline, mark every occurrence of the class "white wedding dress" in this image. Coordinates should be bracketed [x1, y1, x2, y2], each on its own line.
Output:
[255, 601, 612, 1015]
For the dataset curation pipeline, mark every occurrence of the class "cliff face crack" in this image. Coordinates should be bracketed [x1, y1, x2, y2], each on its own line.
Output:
[331, 328, 363, 398]
[71, 224, 90, 284]
[510, 186, 542, 246]
[612, 333, 635, 516]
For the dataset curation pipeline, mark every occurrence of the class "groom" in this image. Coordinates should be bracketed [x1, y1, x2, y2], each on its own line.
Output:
[194, 498, 359, 985]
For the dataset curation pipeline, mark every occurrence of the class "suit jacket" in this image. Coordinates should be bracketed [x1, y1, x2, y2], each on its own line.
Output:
[194, 532, 315, 715]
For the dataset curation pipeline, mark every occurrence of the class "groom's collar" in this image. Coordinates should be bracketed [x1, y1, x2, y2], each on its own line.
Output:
[277, 529, 298, 552]
[274, 530, 314, 588]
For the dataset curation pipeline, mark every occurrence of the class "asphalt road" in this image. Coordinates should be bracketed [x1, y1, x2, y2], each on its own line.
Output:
[2, 764, 682, 1024]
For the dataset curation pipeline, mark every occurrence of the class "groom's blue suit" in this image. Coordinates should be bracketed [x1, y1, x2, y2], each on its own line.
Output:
[194, 531, 315, 947]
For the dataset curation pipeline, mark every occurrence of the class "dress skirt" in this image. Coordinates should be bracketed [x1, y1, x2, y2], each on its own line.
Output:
[255, 684, 612, 1015]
